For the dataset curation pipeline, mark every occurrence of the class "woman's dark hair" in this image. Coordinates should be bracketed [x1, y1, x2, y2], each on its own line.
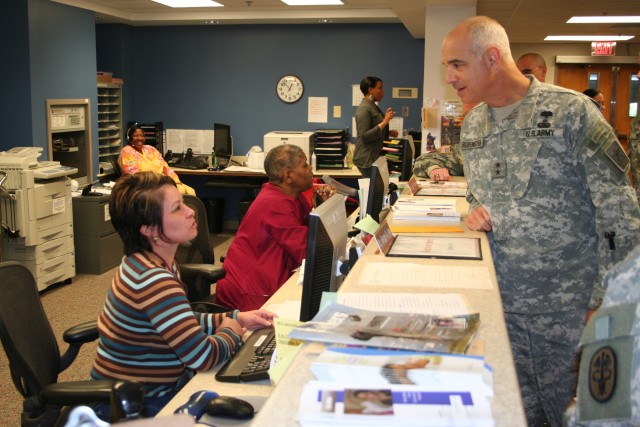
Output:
[582, 88, 601, 99]
[360, 76, 382, 96]
[126, 123, 143, 143]
[109, 171, 176, 255]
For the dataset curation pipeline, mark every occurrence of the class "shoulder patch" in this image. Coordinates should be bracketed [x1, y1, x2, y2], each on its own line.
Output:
[604, 141, 630, 173]
[588, 346, 617, 403]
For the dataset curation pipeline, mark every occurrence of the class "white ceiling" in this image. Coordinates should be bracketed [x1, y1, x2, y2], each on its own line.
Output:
[53, 0, 640, 43]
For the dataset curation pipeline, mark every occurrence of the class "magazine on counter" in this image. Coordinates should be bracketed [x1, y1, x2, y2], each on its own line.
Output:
[296, 380, 494, 427]
[288, 303, 480, 354]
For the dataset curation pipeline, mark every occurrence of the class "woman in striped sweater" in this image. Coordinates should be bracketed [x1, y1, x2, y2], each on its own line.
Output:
[90, 171, 275, 416]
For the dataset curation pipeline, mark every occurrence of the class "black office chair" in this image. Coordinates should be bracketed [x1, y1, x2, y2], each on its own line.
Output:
[177, 195, 228, 310]
[0, 261, 144, 427]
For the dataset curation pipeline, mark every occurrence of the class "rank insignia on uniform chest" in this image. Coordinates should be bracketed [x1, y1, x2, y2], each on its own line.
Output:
[492, 160, 506, 178]
[537, 111, 553, 128]
[588, 346, 617, 403]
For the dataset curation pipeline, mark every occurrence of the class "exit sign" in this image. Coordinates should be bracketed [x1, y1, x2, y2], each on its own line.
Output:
[591, 42, 616, 56]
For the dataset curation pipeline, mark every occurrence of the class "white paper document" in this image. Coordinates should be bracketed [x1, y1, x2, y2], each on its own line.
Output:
[337, 292, 469, 316]
[358, 263, 493, 290]
[165, 128, 214, 154]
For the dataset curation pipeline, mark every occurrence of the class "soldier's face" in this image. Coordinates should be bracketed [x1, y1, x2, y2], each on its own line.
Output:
[442, 29, 490, 105]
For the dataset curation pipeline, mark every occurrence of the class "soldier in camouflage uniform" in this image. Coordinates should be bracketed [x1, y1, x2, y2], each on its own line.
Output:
[443, 16, 640, 427]
[628, 55, 640, 201]
[413, 143, 464, 180]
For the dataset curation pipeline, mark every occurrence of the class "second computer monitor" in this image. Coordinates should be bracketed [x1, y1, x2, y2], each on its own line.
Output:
[214, 123, 233, 165]
[366, 156, 390, 223]
[299, 194, 348, 322]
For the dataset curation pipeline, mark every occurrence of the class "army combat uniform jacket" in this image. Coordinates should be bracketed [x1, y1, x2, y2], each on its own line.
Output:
[413, 143, 465, 179]
[461, 77, 640, 314]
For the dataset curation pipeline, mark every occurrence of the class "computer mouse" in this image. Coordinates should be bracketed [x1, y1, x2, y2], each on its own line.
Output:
[204, 395, 255, 420]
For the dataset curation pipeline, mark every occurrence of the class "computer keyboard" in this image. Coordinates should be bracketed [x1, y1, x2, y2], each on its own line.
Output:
[215, 328, 275, 383]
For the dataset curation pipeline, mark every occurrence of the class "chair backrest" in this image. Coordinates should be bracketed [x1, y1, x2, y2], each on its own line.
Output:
[0, 262, 61, 399]
[175, 195, 215, 265]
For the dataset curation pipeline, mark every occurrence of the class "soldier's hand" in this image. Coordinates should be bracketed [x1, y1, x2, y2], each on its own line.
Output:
[429, 168, 451, 181]
[466, 205, 492, 231]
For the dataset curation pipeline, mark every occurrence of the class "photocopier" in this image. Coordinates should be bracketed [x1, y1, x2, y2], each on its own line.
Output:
[0, 147, 78, 291]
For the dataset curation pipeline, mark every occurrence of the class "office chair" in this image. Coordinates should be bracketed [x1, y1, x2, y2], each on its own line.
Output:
[0, 261, 144, 427]
[177, 195, 228, 311]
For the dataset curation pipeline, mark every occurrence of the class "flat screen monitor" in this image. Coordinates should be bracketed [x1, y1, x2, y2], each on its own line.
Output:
[300, 194, 348, 322]
[399, 138, 414, 182]
[366, 156, 390, 223]
[214, 123, 233, 165]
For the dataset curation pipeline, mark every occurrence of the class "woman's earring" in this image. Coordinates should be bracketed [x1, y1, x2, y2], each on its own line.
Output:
[152, 235, 158, 243]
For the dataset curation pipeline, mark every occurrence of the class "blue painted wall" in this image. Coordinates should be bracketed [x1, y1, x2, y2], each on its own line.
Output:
[98, 23, 425, 157]
[0, 0, 98, 176]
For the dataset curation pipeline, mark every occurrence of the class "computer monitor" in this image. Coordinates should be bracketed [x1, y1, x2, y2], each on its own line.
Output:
[213, 123, 233, 166]
[366, 156, 390, 223]
[399, 138, 414, 182]
[299, 194, 349, 322]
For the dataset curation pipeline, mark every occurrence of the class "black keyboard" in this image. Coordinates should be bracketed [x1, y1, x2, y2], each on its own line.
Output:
[216, 328, 276, 383]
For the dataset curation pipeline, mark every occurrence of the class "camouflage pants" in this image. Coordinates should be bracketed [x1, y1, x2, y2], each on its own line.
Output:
[504, 310, 585, 427]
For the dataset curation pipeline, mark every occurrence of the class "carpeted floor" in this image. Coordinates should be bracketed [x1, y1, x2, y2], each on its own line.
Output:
[0, 232, 235, 427]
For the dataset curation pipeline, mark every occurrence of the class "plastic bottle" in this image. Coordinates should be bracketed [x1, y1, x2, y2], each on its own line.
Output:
[311, 152, 317, 172]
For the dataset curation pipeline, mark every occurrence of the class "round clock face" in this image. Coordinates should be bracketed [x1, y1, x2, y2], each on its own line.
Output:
[277, 75, 304, 103]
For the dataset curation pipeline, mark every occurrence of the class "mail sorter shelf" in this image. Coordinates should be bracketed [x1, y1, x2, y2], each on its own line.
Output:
[97, 83, 123, 179]
[382, 138, 411, 176]
[314, 129, 348, 169]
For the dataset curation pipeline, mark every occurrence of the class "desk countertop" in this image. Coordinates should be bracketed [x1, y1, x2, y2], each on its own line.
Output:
[173, 166, 362, 179]
[157, 180, 526, 427]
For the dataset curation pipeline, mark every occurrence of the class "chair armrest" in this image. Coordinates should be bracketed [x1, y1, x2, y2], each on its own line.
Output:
[191, 301, 234, 314]
[40, 380, 119, 406]
[180, 264, 226, 282]
[63, 320, 99, 345]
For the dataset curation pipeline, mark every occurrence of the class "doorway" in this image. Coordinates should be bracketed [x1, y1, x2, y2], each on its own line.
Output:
[557, 63, 639, 148]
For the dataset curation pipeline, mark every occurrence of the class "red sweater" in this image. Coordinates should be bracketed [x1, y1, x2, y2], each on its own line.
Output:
[216, 183, 311, 310]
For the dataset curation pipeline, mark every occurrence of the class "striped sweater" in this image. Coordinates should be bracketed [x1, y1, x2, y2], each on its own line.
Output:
[90, 252, 242, 397]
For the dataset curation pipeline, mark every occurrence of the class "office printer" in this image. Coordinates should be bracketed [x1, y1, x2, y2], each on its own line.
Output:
[264, 131, 314, 160]
[0, 147, 77, 291]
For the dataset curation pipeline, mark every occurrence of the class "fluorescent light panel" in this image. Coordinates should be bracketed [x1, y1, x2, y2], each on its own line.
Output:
[281, 0, 343, 5]
[151, 0, 222, 7]
[545, 35, 635, 41]
[567, 16, 640, 24]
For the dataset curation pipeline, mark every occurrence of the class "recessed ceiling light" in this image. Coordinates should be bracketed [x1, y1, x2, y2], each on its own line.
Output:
[281, 0, 343, 5]
[151, 0, 223, 7]
[204, 20, 221, 24]
[545, 35, 635, 41]
[567, 16, 640, 24]
[318, 19, 334, 23]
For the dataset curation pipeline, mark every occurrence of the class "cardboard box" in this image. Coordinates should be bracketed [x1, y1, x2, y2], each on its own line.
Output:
[97, 72, 113, 83]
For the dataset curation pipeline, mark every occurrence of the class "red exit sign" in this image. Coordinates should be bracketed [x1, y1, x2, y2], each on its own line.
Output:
[591, 42, 617, 56]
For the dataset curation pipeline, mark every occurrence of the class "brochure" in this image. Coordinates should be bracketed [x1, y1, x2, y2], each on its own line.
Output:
[311, 347, 493, 393]
[297, 380, 494, 427]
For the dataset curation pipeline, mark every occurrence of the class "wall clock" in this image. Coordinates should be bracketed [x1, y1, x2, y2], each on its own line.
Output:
[276, 75, 304, 103]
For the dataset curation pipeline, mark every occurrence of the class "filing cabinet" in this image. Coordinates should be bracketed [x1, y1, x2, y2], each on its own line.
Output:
[72, 194, 123, 274]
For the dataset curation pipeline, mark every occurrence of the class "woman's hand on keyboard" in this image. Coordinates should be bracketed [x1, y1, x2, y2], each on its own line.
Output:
[237, 309, 277, 330]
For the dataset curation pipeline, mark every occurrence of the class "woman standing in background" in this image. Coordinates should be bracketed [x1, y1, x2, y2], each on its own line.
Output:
[353, 76, 395, 178]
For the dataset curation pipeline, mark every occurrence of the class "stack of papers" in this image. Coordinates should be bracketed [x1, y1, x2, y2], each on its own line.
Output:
[415, 181, 467, 197]
[392, 198, 460, 221]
